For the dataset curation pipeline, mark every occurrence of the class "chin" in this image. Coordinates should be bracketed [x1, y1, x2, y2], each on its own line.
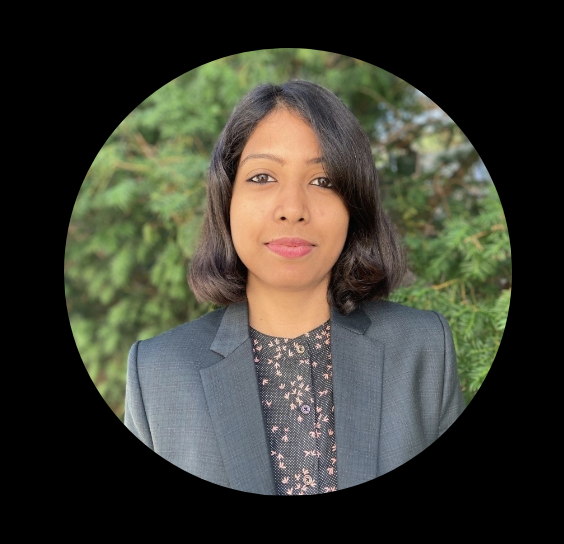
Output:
[260, 272, 326, 292]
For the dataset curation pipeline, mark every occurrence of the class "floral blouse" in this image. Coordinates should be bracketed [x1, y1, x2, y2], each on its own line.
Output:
[249, 320, 338, 495]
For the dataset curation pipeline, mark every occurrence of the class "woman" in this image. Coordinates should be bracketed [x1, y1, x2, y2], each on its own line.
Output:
[124, 80, 466, 495]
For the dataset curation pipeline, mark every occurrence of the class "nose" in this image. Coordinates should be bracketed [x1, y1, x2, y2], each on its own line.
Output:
[274, 183, 310, 224]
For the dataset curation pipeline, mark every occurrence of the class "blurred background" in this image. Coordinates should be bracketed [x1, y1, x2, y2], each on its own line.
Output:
[65, 49, 511, 421]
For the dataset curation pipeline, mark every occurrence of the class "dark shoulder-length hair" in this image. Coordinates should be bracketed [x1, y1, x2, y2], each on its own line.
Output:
[188, 79, 406, 315]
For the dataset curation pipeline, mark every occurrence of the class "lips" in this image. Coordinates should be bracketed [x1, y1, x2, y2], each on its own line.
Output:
[265, 237, 315, 259]
[267, 237, 314, 247]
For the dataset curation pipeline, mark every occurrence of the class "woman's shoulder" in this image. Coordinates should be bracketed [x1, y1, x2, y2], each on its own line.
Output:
[360, 299, 451, 339]
[136, 306, 227, 353]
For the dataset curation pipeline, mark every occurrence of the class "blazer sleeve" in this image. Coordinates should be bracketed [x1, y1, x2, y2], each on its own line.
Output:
[124, 340, 154, 450]
[434, 312, 466, 436]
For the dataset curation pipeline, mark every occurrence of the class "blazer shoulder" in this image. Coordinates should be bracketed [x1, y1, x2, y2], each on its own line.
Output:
[360, 299, 450, 344]
[135, 306, 227, 361]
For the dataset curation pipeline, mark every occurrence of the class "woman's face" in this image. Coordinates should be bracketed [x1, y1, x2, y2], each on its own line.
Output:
[230, 108, 350, 294]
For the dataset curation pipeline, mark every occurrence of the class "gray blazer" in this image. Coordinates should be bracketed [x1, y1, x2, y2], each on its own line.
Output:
[125, 300, 465, 494]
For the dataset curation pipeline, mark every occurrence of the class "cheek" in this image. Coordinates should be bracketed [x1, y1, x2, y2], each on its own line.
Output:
[327, 205, 350, 240]
[230, 195, 260, 252]
[335, 216, 350, 258]
[230, 206, 245, 246]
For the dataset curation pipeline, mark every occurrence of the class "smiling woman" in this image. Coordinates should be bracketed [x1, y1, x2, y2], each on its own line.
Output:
[230, 109, 350, 337]
[124, 80, 466, 495]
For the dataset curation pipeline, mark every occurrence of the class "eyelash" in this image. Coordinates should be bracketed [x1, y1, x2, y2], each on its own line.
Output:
[246, 173, 333, 189]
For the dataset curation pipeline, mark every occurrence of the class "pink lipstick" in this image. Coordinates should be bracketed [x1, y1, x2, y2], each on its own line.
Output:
[266, 237, 314, 259]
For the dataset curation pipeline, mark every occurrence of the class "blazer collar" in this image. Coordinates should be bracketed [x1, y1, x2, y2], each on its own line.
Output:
[210, 302, 250, 358]
[330, 304, 383, 488]
[209, 302, 372, 356]
[202, 302, 383, 493]
[202, 303, 276, 494]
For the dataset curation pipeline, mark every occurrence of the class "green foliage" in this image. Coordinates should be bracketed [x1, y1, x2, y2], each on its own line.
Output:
[66, 49, 511, 419]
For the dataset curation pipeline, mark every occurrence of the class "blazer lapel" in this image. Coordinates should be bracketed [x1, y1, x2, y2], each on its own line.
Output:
[331, 305, 383, 489]
[200, 303, 276, 495]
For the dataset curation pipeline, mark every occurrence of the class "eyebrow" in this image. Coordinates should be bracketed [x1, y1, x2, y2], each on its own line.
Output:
[239, 153, 324, 167]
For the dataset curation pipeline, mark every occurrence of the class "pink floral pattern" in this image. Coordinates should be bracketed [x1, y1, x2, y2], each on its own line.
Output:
[250, 321, 338, 495]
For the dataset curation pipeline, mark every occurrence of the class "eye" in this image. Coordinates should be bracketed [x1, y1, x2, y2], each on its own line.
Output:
[310, 177, 333, 188]
[247, 173, 276, 184]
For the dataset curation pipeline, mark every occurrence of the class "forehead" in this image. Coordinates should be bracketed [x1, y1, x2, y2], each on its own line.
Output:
[241, 108, 321, 158]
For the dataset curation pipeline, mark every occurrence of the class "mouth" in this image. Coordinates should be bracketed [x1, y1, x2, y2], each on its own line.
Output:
[267, 237, 315, 247]
[265, 237, 315, 259]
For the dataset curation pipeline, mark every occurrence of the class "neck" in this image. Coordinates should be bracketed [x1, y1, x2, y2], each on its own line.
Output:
[246, 280, 331, 338]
